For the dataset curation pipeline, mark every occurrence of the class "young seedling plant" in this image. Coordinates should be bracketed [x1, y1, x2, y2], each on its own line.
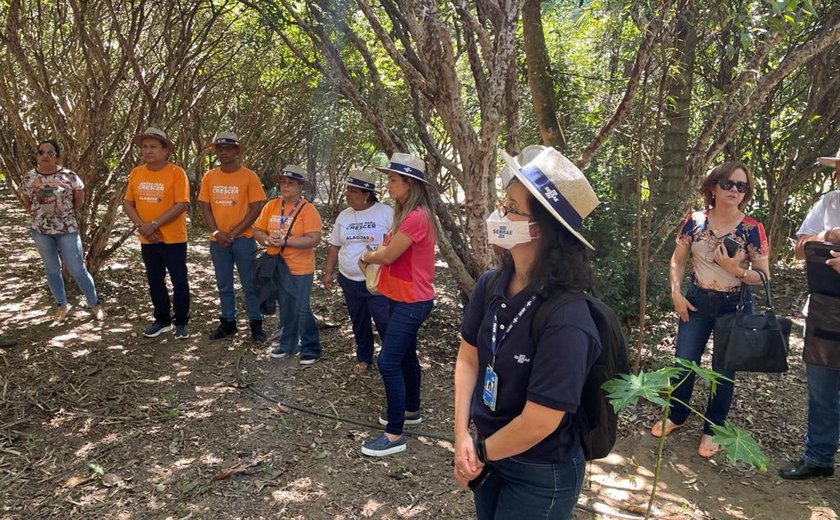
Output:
[602, 357, 769, 520]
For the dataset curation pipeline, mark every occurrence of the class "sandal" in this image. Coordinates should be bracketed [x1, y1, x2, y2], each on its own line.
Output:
[698, 434, 721, 458]
[54, 304, 72, 324]
[650, 418, 683, 438]
[352, 362, 369, 376]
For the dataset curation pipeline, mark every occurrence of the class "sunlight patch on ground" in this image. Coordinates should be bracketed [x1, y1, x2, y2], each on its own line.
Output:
[200, 453, 223, 465]
[70, 348, 91, 358]
[176, 370, 192, 378]
[194, 384, 235, 394]
[271, 477, 325, 504]
[810, 506, 838, 519]
[75, 441, 96, 458]
[48, 332, 79, 346]
[173, 457, 196, 468]
[396, 502, 428, 517]
[361, 498, 383, 517]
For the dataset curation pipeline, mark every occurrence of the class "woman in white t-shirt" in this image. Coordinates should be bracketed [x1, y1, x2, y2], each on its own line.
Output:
[322, 171, 394, 375]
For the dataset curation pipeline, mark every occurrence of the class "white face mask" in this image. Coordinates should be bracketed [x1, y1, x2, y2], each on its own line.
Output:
[486, 209, 535, 249]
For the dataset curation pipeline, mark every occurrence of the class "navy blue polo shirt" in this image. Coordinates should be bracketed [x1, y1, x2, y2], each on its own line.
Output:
[461, 267, 601, 463]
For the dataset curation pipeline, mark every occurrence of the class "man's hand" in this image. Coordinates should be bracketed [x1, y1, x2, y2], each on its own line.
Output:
[828, 249, 840, 274]
[215, 230, 234, 247]
[138, 221, 158, 237]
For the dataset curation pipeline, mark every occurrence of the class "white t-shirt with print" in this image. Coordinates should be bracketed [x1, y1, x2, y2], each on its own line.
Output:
[329, 202, 393, 281]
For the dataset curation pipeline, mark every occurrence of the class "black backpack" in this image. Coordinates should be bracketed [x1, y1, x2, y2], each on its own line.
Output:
[483, 269, 630, 460]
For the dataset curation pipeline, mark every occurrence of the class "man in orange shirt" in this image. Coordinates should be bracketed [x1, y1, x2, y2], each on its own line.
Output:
[199, 132, 267, 341]
[123, 127, 192, 339]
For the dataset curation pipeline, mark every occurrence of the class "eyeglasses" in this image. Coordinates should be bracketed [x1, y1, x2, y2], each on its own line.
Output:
[718, 179, 749, 193]
[36, 150, 56, 157]
[497, 199, 533, 218]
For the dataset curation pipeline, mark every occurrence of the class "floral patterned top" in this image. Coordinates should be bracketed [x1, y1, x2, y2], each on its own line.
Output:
[677, 210, 769, 292]
[23, 167, 84, 235]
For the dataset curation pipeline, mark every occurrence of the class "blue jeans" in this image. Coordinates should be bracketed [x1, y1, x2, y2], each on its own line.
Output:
[210, 237, 261, 321]
[337, 274, 390, 364]
[474, 446, 585, 520]
[802, 363, 840, 468]
[277, 272, 321, 357]
[30, 230, 99, 307]
[669, 284, 753, 434]
[378, 299, 433, 435]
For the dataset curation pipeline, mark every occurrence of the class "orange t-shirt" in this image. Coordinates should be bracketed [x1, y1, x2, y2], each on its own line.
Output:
[198, 167, 266, 240]
[124, 163, 190, 244]
[254, 197, 322, 275]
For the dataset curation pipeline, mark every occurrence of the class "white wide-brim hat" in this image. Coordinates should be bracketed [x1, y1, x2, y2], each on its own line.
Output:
[376, 152, 428, 183]
[346, 170, 377, 191]
[208, 131, 243, 151]
[817, 147, 840, 167]
[502, 147, 600, 250]
[133, 127, 174, 149]
[280, 164, 306, 183]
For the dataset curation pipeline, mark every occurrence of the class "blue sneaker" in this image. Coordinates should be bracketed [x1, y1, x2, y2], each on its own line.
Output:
[270, 346, 290, 359]
[174, 325, 190, 340]
[378, 411, 422, 427]
[143, 322, 172, 338]
[361, 433, 407, 457]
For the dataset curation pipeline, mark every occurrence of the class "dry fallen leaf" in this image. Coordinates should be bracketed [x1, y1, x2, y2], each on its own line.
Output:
[101, 473, 123, 487]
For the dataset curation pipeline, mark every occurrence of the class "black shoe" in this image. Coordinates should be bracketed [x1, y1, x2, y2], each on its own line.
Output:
[249, 320, 267, 342]
[209, 319, 237, 340]
[779, 460, 834, 480]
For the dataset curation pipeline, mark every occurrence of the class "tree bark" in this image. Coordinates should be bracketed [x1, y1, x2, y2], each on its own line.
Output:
[522, 0, 565, 150]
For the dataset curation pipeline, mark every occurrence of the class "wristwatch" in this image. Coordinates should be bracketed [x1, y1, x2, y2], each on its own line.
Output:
[473, 435, 488, 464]
[151, 220, 159, 229]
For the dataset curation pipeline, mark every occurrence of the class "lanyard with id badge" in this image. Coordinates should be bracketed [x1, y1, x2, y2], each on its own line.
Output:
[483, 295, 537, 411]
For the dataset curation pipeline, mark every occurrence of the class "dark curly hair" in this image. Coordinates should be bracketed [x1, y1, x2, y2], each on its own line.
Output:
[37, 139, 61, 157]
[502, 180, 593, 298]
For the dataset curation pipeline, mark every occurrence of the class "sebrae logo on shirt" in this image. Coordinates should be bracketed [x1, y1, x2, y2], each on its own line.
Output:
[212, 185, 239, 206]
[513, 354, 531, 364]
[137, 181, 165, 203]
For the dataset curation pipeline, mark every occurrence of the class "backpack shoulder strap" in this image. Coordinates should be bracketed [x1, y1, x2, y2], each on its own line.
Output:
[530, 291, 589, 343]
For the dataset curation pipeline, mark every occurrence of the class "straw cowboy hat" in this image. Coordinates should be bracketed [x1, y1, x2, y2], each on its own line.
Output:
[376, 152, 428, 183]
[208, 131, 243, 151]
[132, 127, 174, 149]
[346, 170, 378, 191]
[817, 146, 840, 167]
[501, 145, 548, 189]
[502, 146, 600, 250]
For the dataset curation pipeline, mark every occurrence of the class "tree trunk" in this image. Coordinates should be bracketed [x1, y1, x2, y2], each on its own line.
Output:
[522, 0, 565, 150]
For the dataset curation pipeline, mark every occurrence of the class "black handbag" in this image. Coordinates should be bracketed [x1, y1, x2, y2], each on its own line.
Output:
[713, 269, 792, 373]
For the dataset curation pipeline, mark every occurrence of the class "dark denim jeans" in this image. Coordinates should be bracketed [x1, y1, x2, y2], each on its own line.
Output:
[140, 242, 190, 326]
[669, 283, 753, 434]
[209, 237, 261, 321]
[276, 272, 321, 358]
[337, 273, 389, 364]
[378, 299, 433, 435]
[474, 446, 585, 520]
[30, 230, 99, 307]
[802, 363, 840, 468]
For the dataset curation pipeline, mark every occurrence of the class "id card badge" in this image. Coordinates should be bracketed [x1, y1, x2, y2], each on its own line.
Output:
[482, 365, 499, 411]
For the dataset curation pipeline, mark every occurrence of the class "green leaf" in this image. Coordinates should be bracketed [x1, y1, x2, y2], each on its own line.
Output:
[675, 358, 731, 396]
[602, 369, 674, 410]
[725, 44, 735, 60]
[710, 422, 769, 472]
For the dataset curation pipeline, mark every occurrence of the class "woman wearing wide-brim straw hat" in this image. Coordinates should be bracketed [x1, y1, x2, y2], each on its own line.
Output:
[323, 170, 393, 376]
[453, 146, 601, 519]
[358, 152, 437, 457]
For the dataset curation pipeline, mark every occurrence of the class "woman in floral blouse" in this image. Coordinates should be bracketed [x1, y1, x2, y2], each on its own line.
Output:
[650, 161, 769, 458]
[22, 140, 104, 323]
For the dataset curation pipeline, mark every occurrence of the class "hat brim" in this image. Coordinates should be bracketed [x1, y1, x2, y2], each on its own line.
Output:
[501, 151, 595, 250]
[817, 156, 840, 166]
[208, 142, 243, 151]
[375, 166, 428, 184]
[133, 134, 174, 150]
[345, 179, 376, 191]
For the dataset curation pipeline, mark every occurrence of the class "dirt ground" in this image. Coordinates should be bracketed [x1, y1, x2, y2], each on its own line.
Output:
[0, 187, 838, 520]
